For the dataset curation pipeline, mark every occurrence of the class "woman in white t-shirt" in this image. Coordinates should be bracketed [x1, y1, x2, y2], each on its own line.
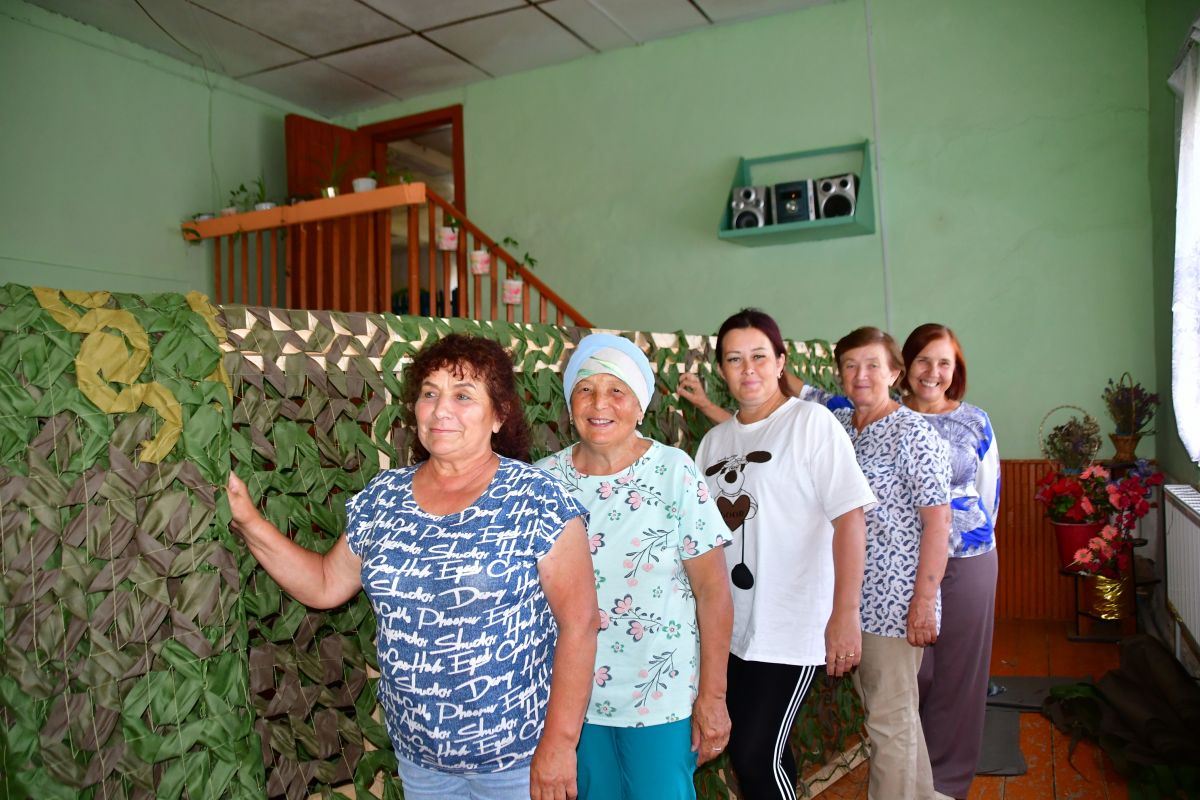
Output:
[692, 309, 876, 800]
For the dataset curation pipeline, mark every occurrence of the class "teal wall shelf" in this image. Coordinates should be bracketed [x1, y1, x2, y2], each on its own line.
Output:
[718, 140, 875, 247]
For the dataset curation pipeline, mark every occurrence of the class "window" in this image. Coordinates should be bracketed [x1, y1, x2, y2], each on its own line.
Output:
[1170, 21, 1200, 463]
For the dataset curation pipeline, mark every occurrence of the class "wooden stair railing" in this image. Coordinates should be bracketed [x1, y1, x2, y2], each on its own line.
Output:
[422, 189, 591, 327]
[181, 183, 592, 327]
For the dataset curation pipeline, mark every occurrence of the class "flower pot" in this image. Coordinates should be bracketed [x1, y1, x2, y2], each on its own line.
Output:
[320, 186, 338, 199]
[1079, 573, 1134, 620]
[470, 249, 491, 275]
[1051, 520, 1108, 571]
[352, 177, 377, 193]
[437, 227, 459, 251]
[502, 278, 524, 304]
[254, 201, 276, 211]
[220, 206, 237, 217]
[1109, 433, 1142, 464]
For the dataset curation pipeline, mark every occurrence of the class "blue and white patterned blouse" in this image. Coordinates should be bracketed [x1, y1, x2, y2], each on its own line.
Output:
[832, 405, 951, 638]
[344, 457, 587, 774]
[915, 403, 999, 557]
[804, 387, 999, 558]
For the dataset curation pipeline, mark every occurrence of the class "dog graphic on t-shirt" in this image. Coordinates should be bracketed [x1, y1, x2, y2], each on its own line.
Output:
[704, 451, 772, 589]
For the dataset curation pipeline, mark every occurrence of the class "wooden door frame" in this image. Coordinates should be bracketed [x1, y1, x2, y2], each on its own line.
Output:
[358, 105, 466, 212]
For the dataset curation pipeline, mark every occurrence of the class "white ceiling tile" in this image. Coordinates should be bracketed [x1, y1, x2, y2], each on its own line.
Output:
[539, 0, 636, 51]
[359, 0, 524, 32]
[425, 6, 591, 77]
[238, 60, 392, 117]
[322, 36, 489, 98]
[29, 0, 305, 75]
[693, 0, 830, 24]
[28, 0, 207, 67]
[590, 0, 706, 43]
[190, 0, 409, 56]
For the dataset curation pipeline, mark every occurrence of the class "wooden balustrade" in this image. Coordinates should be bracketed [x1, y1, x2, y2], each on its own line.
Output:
[181, 183, 592, 327]
[420, 189, 591, 327]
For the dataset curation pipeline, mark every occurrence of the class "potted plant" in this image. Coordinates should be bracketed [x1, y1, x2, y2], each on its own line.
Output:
[352, 171, 378, 193]
[319, 142, 351, 198]
[437, 214, 460, 251]
[387, 167, 413, 185]
[1066, 464, 1163, 616]
[1101, 373, 1159, 463]
[470, 245, 491, 275]
[1035, 460, 1162, 571]
[499, 236, 537, 304]
[251, 176, 275, 211]
[222, 182, 250, 216]
[1040, 408, 1101, 474]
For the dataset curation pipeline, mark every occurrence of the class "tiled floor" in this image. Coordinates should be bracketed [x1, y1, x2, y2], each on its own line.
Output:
[820, 619, 1127, 800]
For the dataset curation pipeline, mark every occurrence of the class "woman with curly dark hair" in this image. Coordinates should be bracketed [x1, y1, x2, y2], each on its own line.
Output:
[228, 333, 598, 800]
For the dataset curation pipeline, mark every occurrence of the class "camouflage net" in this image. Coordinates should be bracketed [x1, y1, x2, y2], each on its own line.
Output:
[1, 283, 860, 799]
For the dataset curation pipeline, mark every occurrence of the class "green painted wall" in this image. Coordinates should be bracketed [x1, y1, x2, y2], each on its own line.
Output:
[0, 0, 306, 296]
[1147, 0, 1200, 484]
[347, 0, 1157, 459]
[0, 0, 1179, 461]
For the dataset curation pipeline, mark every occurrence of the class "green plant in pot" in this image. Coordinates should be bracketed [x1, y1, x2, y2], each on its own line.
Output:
[1040, 409, 1101, 474]
[251, 175, 275, 210]
[352, 170, 378, 193]
[316, 142, 352, 198]
[499, 236, 537, 304]
[222, 182, 250, 215]
[437, 213, 460, 251]
[1101, 373, 1159, 463]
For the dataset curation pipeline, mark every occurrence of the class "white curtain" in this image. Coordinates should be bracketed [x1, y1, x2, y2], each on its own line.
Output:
[1170, 22, 1200, 464]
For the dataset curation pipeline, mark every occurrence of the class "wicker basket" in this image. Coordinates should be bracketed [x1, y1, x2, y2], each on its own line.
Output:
[1039, 404, 1101, 473]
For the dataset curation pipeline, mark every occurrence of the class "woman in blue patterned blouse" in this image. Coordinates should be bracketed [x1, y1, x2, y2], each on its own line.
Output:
[902, 324, 999, 800]
[830, 326, 951, 800]
[227, 334, 598, 800]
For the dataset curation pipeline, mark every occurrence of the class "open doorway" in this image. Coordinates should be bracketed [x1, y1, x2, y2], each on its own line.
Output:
[283, 106, 464, 313]
[359, 107, 464, 314]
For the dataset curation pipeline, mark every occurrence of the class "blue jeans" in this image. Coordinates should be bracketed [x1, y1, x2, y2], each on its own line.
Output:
[396, 754, 531, 800]
[577, 719, 696, 800]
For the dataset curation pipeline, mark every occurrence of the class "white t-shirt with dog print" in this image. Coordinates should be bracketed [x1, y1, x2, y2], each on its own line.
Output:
[695, 397, 876, 666]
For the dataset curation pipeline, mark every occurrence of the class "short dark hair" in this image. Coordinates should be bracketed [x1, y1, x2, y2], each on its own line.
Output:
[714, 308, 792, 396]
[401, 334, 531, 462]
[902, 323, 967, 401]
[834, 326, 905, 386]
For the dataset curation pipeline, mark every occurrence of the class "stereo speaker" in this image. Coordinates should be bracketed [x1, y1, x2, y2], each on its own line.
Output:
[815, 173, 859, 219]
[772, 180, 816, 225]
[730, 185, 771, 229]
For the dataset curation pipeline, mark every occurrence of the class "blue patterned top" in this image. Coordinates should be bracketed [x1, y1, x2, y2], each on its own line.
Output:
[344, 457, 587, 774]
[915, 403, 999, 557]
[832, 406, 951, 638]
[803, 387, 999, 558]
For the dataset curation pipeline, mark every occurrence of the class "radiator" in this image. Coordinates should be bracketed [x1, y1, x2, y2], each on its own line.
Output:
[1165, 484, 1200, 652]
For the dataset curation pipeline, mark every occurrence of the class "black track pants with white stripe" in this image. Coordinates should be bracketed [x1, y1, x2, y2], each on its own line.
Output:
[726, 654, 818, 800]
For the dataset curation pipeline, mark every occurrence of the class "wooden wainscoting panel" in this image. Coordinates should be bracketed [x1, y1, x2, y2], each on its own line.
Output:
[996, 459, 1073, 620]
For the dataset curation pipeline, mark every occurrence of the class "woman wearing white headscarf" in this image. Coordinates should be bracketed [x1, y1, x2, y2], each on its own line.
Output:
[536, 333, 733, 800]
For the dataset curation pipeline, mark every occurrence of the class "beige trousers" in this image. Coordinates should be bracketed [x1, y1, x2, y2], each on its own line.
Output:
[852, 632, 935, 800]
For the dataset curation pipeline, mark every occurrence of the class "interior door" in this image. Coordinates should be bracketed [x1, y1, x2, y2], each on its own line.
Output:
[284, 115, 388, 311]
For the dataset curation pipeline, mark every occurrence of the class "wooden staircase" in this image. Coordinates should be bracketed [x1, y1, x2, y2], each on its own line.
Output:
[182, 182, 591, 327]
